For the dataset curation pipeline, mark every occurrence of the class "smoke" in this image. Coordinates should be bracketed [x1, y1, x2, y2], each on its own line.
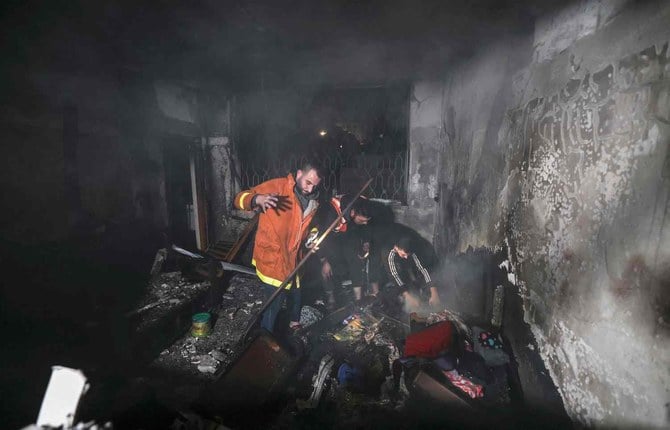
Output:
[401, 290, 436, 316]
[428, 247, 509, 322]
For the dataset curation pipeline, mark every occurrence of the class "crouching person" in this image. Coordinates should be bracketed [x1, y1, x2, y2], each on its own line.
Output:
[315, 194, 380, 308]
[381, 235, 442, 312]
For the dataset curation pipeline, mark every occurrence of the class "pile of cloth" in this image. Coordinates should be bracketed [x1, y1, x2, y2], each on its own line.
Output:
[287, 305, 513, 430]
[392, 309, 512, 407]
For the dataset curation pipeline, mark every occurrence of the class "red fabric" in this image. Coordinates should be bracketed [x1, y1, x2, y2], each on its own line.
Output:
[330, 197, 347, 232]
[444, 370, 484, 399]
[404, 321, 454, 358]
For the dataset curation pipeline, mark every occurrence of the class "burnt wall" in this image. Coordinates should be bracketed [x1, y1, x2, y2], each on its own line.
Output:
[408, 1, 670, 427]
[405, 82, 442, 242]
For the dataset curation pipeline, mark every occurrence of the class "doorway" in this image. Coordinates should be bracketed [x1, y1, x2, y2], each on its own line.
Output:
[162, 136, 198, 250]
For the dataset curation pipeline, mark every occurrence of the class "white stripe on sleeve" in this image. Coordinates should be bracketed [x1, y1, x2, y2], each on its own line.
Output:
[412, 253, 431, 283]
[388, 249, 404, 286]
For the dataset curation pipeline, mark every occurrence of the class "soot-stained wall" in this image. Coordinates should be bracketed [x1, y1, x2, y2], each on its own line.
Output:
[407, 1, 670, 427]
[406, 81, 442, 243]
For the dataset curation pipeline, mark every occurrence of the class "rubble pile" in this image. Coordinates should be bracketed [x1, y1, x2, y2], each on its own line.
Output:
[274, 300, 516, 429]
[134, 272, 211, 332]
[122, 270, 517, 428]
[276, 307, 407, 428]
[151, 273, 264, 376]
[143, 273, 270, 409]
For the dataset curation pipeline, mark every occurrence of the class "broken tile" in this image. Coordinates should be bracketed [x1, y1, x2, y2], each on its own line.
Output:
[182, 339, 197, 355]
[197, 354, 219, 374]
[225, 307, 239, 320]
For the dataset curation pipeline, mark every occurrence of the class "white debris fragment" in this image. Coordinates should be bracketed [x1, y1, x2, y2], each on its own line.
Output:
[37, 366, 89, 429]
[225, 307, 239, 320]
[197, 355, 220, 374]
[182, 339, 197, 356]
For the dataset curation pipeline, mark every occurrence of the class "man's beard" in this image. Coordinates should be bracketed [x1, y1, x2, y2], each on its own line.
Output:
[295, 181, 308, 194]
[296, 184, 317, 198]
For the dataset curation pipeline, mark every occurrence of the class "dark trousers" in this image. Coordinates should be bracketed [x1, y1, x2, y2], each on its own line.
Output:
[260, 282, 301, 333]
[322, 254, 381, 293]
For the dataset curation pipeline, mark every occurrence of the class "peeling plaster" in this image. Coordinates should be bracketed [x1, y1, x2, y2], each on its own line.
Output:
[530, 319, 668, 427]
[506, 43, 670, 427]
[424, 4, 670, 426]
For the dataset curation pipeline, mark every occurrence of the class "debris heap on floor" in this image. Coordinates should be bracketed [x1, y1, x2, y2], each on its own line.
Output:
[122, 264, 518, 428]
[131, 271, 211, 332]
[144, 273, 268, 409]
[66, 241, 521, 429]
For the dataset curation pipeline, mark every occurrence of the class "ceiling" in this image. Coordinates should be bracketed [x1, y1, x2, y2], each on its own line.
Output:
[1, 0, 564, 91]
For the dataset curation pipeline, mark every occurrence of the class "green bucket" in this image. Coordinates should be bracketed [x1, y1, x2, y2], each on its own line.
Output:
[191, 312, 211, 337]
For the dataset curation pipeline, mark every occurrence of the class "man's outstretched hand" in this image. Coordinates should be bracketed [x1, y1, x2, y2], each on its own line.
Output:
[255, 193, 291, 213]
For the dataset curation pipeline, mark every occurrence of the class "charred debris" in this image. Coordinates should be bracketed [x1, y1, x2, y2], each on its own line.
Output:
[36, 244, 555, 430]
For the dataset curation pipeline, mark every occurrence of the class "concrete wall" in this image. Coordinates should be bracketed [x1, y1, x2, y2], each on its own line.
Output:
[406, 82, 442, 242]
[407, 1, 670, 427]
[206, 135, 244, 243]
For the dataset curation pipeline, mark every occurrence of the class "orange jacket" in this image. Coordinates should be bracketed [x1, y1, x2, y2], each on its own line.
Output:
[234, 173, 319, 289]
